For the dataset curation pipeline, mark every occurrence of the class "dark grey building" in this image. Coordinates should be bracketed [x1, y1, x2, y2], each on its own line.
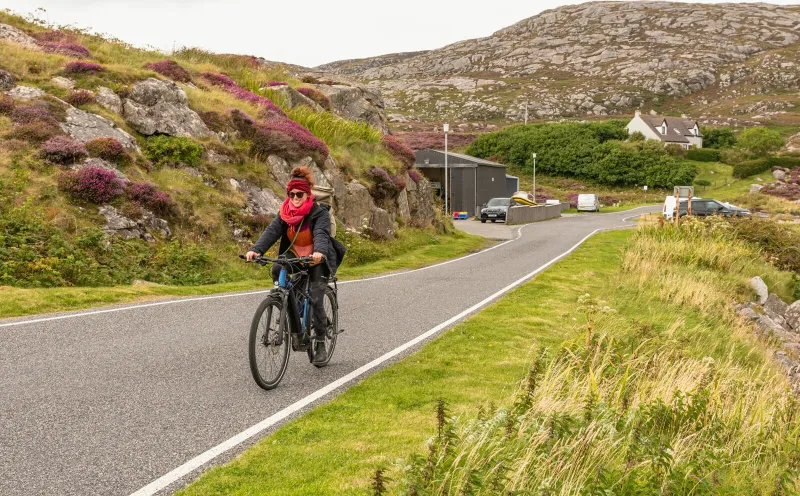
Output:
[414, 149, 508, 216]
[506, 175, 519, 197]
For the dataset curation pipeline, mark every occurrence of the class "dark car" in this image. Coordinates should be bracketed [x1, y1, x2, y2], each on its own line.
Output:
[480, 198, 515, 223]
[679, 198, 751, 217]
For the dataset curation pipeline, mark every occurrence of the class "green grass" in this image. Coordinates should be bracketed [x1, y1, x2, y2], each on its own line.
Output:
[690, 159, 774, 201]
[0, 230, 487, 319]
[176, 222, 797, 495]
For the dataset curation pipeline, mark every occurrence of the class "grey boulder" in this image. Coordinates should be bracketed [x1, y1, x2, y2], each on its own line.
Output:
[122, 78, 211, 138]
[61, 106, 139, 151]
[750, 276, 769, 305]
[786, 300, 800, 331]
[0, 69, 16, 91]
[96, 87, 123, 114]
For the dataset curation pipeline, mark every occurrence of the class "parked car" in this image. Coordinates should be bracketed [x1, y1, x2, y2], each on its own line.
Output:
[663, 196, 750, 219]
[480, 198, 515, 223]
[577, 194, 600, 212]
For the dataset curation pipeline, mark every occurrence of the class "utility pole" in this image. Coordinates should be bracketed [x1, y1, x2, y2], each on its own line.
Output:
[524, 103, 528, 126]
[532, 152, 537, 203]
[444, 123, 449, 216]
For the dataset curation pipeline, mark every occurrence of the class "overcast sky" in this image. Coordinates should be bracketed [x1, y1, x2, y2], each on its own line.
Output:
[4, 0, 799, 67]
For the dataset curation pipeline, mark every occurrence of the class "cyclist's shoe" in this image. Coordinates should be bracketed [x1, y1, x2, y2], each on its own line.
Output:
[292, 333, 310, 352]
[312, 339, 328, 364]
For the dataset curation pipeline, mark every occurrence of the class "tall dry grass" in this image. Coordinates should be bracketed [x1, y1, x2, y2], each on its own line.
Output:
[395, 221, 800, 495]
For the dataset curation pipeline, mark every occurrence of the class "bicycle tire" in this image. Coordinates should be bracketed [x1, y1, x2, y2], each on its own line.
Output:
[249, 294, 290, 390]
[307, 287, 338, 368]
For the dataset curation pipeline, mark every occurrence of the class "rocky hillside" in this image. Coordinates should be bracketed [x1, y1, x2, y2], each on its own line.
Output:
[0, 12, 438, 288]
[316, 1, 800, 128]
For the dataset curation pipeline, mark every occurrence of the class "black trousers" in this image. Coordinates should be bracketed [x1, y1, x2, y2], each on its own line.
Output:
[271, 263, 328, 338]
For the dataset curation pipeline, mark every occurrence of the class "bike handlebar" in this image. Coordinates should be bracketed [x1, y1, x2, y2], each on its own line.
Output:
[238, 254, 314, 266]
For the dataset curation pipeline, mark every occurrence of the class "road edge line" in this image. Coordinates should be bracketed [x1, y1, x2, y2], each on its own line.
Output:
[128, 227, 604, 496]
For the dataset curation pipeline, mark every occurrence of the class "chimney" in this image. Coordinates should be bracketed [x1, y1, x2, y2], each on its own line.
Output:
[634, 109, 641, 117]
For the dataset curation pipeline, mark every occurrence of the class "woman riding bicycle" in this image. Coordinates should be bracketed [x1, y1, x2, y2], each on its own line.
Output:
[245, 166, 343, 364]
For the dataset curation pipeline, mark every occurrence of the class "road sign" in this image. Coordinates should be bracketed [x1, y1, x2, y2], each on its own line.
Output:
[674, 185, 694, 198]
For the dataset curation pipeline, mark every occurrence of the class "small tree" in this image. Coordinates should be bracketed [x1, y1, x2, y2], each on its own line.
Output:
[701, 127, 736, 149]
[629, 131, 646, 142]
[737, 127, 784, 156]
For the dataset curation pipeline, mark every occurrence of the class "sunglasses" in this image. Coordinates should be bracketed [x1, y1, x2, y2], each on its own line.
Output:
[288, 191, 307, 199]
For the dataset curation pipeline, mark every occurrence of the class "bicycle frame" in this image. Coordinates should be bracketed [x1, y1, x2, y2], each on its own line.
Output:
[276, 263, 312, 337]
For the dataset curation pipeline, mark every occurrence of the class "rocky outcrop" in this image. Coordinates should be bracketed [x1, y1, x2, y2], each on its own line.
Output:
[6, 85, 46, 100]
[228, 178, 282, 218]
[262, 85, 324, 112]
[268, 155, 331, 190]
[50, 77, 76, 90]
[96, 87, 123, 114]
[405, 175, 437, 226]
[61, 106, 139, 151]
[98, 205, 170, 242]
[314, 2, 800, 122]
[0, 23, 40, 50]
[737, 280, 800, 393]
[0, 70, 16, 91]
[122, 78, 211, 138]
[310, 84, 389, 133]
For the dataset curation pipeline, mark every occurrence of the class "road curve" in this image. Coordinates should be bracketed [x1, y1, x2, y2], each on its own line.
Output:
[0, 207, 658, 496]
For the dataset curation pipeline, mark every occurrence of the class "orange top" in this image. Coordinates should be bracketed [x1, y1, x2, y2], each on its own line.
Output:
[287, 224, 314, 258]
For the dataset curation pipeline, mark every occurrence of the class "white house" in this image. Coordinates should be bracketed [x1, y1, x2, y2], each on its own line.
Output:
[626, 110, 702, 149]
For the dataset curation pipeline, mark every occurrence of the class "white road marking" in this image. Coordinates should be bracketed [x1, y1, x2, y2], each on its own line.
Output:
[128, 227, 607, 496]
[0, 222, 531, 328]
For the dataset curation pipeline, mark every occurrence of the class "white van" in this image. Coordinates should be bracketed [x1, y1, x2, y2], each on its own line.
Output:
[577, 194, 600, 212]
[663, 195, 698, 219]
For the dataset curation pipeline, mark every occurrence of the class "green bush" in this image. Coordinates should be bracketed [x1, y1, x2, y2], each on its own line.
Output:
[464, 121, 689, 187]
[701, 127, 736, 149]
[144, 135, 204, 167]
[723, 217, 800, 273]
[687, 148, 721, 162]
[694, 179, 711, 188]
[736, 127, 784, 156]
[767, 155, 800, 168]
[732, 159, 770, 178]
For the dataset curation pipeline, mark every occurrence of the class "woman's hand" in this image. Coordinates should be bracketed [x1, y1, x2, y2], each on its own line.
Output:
[312, 252, 324, 264]
[245, 251, 260, 262]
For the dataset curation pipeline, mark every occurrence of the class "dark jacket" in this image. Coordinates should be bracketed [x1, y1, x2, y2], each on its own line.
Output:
[250, 203, 345, 274]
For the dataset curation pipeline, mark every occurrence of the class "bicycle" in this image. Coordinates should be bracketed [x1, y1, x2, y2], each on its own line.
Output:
[240, 254, 341, 390]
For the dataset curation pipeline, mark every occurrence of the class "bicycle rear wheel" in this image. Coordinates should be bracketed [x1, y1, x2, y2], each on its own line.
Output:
[308, 287, 338, 368]
[249, 295, 290, 390]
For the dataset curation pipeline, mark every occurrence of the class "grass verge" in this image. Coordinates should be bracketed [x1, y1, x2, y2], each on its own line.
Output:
[177, 223, 798, 495]
[0, 230, 487, 319]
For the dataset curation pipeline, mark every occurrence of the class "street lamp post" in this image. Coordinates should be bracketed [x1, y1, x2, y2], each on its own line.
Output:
[444, 123, 449, 215]
[532, 152, 537, 203]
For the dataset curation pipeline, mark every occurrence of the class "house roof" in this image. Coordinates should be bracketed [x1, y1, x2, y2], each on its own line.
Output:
[414, 149, 507, 168]
[637, 115, 701, 144]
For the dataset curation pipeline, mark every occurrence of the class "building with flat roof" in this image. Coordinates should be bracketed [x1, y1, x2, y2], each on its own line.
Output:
[414, 149, 515, 216]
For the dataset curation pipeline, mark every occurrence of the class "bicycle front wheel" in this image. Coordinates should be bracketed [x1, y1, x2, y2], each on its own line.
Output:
[249, 295, 290, 390]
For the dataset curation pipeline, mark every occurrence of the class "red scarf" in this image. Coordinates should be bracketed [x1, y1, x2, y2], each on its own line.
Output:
[280, 195, 314, 227]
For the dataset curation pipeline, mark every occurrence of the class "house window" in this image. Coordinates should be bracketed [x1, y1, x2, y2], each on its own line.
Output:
[661, 124, 667, 135]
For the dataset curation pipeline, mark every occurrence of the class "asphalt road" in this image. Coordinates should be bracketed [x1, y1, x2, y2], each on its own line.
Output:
[0, 207, 658, 496]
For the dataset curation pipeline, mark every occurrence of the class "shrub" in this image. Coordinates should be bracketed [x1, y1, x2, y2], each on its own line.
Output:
[766, 155, 800, 169]
[59, 166, 125, 203]
[0, 95, 14, 116]
[719, 148, 746, 165]
[127, 182, 178, 216]
[200, 72, 284, 115]
[144, 135, 204, 167]
[664, 143, 687, 157]
[732, 158, 770, 178]
[381, 134, 416, 170]
[686, 148, 721, 162]
[85, 137, 127, 164]
[736, 127, 784, 156]
[6, 121, 64, 144]
[724, 216, 800, 273]
[64, 61, 105, 74]
[297, 87, 332, 111]
[63, 89, 95, 107]
[250, 119, 329, 162]
[266, 81, 288, 87]
[408, 169, 421, 184]
[11, 105, 59, 126]
[39, 136, 88, 164]
[31, 30, 71, 43]
[628, 131, 646, 142]
[694, 179, 711, 189]
[145, 60, 192, 83]
[701, 127, 736, 149]
[367, 167, 404, 200]
[198, 110, 231, 133]
[762, 183, 800, 201]
[40, 42, 92, 58]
